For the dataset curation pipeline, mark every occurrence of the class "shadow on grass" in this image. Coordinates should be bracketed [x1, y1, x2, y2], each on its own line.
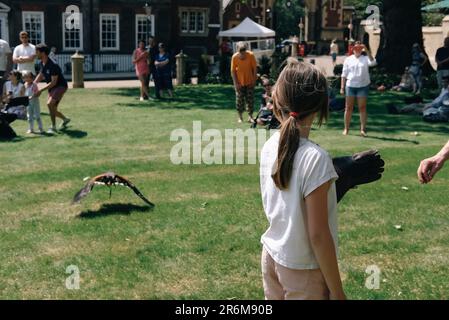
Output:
[78, 203, 153, 218]
[109, 85, 262, 111]
[327, 92, 449, 136]
[362, 135, 419, 144]
[59, 128, 88, 139]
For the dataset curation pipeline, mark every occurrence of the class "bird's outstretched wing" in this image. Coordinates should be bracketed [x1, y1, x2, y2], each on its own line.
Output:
[114, 174, 155, 208]
[72, 173, 107, 204]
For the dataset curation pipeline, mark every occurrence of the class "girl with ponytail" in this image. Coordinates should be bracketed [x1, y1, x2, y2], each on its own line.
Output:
[260, 58, 346, 300]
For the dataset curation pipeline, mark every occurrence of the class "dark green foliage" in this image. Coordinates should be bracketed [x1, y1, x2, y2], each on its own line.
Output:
[258, 55, 271, 77]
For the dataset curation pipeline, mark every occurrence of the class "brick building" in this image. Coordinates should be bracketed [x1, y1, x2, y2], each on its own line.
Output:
[0, 0, 221, 75]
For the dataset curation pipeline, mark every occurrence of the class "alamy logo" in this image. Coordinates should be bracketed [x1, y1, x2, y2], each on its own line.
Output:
[365, 5, 381, 31]
[65, 5, 81, 30]
[65, 265, 80, 290]
[170, 121, 275, 165]
[365, 265, 381, 290]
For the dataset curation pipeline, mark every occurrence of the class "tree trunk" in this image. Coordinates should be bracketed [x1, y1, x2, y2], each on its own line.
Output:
[377, 0, 434, 74]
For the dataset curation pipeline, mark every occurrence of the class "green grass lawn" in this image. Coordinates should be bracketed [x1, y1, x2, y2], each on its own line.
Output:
[1, 85, 448, 299]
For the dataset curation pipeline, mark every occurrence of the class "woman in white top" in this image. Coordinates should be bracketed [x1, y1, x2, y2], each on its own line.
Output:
[260, 58, 345, 300]
[341, 43, 377, 137]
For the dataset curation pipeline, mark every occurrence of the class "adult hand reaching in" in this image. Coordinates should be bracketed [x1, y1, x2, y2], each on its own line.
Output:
[418, 155, 446, 184]
[417, 141, 449, 184]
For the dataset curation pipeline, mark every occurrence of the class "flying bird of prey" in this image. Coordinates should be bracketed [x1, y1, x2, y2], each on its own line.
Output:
[73, 172, 155, 207]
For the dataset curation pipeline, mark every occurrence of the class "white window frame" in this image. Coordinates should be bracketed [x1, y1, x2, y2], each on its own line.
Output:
[251, 0, 258, 8]
[22, 11, 45, 44]
[135, 14, 155, 43]
[181, 11, 189, 33]
[0, 13, 8, 43]
[196, 11, 205, 33]
[330, 0, 337, 11]
[179, 8, 208, 36]
[62, 12, 83, 51]
[100, 13, 120, 51]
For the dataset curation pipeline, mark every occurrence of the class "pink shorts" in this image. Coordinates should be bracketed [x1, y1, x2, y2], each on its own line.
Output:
[48, 86, 67, 102]
[261, 248, 330, 300]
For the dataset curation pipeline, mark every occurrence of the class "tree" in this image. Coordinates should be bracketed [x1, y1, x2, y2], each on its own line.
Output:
[273, 0, 305, 41]
[377, 0, 433, 74]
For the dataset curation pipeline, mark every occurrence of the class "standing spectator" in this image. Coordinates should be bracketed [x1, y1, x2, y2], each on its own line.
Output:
[147, 37, 160, 99]
[220, 38, 233, 57]
[347, 40, 355, 56]
[154, 43, 173, 99]
[22, 71, 43, 134]
[0, 38, 12, 91]
[133, 40, 150, 102]
[341, 43, 377, 137]
[330, 39, 339, 66]
[231, 41, 257, 123]
[12, 31, 36, 75]
[34, 43, 70, 134]
[409, 43, 428, 95]
[435, 37, 449, 90]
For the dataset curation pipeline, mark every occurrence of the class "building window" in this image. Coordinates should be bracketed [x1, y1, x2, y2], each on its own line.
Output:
[251, 0, 258, 8]
[22, 11, 45, 44]
[330, 0, 337, 10]
[180, 9, 207, 35]
[236, 3, 241, 13]
[100, 14, 119, 51]
[62, 13, 83, 51]
[136, 14, 155, 43]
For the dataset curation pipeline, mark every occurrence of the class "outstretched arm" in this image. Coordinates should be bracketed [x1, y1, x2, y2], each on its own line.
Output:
[418, 141, 449, 184]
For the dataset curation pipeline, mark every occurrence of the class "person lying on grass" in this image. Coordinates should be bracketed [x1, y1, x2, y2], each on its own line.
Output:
[260, 58, 345, 300]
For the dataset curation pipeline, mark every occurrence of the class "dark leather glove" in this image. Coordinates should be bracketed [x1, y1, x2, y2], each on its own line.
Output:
[333, 150, 385, 203]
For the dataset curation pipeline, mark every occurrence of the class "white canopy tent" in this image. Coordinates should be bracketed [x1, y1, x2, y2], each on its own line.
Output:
[218, 18, 276, 58]
[218, 17, 276, 38]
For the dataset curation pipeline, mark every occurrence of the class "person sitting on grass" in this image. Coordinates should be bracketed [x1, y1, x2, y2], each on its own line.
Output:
[387, 76, 449, 115]
[22, 71, 43, 134]
[253, 77, 279, 129]
[2, 70, 26, 119]
[392, 67, 414, 92]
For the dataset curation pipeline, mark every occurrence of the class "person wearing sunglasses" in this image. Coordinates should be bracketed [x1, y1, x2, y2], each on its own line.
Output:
[12, 31, 36, 75]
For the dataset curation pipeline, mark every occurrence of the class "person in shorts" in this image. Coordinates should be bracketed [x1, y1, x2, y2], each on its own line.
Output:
[341, 43, 377, 137]
[34, 43, 70, 134]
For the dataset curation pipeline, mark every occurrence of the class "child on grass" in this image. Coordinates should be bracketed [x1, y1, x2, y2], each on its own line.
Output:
[22, 71, 43, 134]
[260, 58, 345, 300]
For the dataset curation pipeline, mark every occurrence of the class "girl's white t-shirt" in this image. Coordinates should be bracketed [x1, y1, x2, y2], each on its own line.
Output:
[260, 131, 339, 270]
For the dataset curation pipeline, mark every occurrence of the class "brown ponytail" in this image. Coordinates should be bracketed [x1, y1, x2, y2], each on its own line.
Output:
[271, 58, 329, 190]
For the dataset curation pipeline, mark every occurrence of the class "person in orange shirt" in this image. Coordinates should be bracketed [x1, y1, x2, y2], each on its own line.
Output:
[231, 42, 258, 123]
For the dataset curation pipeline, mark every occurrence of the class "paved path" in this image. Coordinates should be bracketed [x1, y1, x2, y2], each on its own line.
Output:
[303, 55, 347, 77]
[37, 55, 347, 90]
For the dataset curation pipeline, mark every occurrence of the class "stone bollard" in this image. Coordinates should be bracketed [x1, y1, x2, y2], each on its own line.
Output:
[291, 36, 299, 58]
[71, 51, 84, 88]
[176, 51, 188, 85]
